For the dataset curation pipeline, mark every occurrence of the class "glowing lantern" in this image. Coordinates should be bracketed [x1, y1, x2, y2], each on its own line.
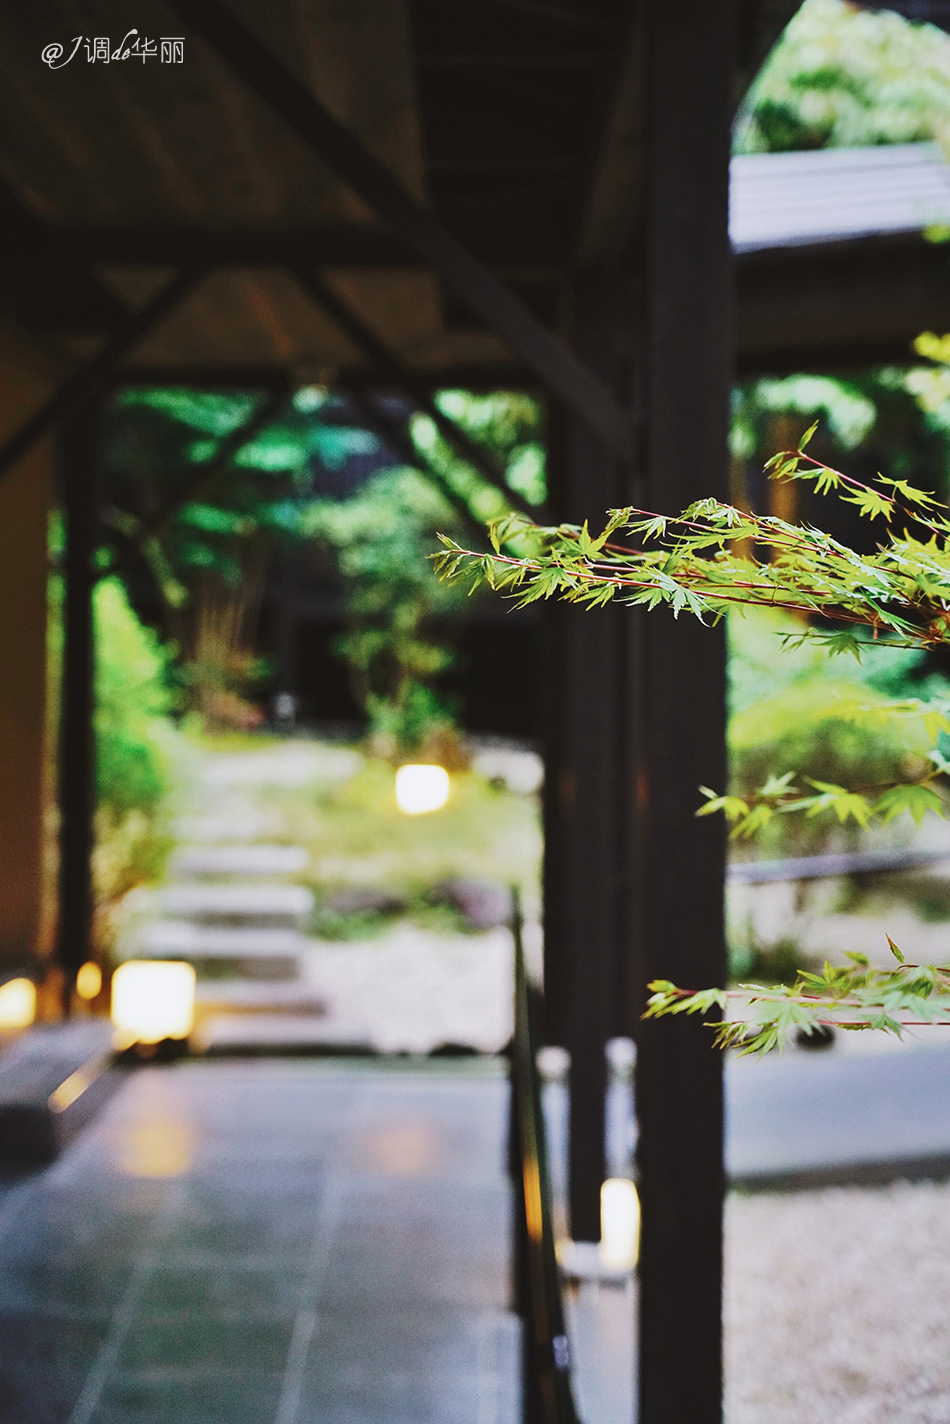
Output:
[0, 978, 36, 1030]
[76, 962, 102, 1000]
[111, 961, 195, 1045]
[395, 763, 450, 815]
[600, 1177, 640, 1271]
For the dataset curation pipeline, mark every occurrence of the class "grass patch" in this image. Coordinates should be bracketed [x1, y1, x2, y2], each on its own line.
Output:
[264, 751, 542, 916]
[308, 897, 473, 942]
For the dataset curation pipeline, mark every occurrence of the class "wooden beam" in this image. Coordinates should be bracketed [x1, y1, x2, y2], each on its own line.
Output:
[580, 0, 800, 265]
[0, 271, 203, 483]
[164, 0, 635, 462]
[115, 366, 293, 392]
[737, 233, 950, 375]
[735, 0, 801, 105]
[634, 2, 734, 1421]
[339, 389, 488, 541]
[5, 225, 417, 269]
[111, 362, 538, 397]
[0, 337, 53, 983]
[462, 0, 621, 34]
[415, 52, 606, 68]
[576, 10, 644, 265]
[291, 267, 537, 518]
[427, 157, 585, 175]
[737, 335, 922, 377]
[543, 267, 633, 1243]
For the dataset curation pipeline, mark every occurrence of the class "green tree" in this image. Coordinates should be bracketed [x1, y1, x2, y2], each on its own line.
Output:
[304, 466, 468, 759]
[103, 385, 540, 740]
[303, 390, 544, 757]
[104, 386, 376, 725]
[738, 0, 950, 153]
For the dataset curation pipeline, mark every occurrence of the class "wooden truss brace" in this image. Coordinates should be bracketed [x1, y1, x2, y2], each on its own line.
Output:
[165, 0, 635, 463]
[102, 383, 292, 582]
[0, 269, 204, 483]
[339, 387, 489, 541]
[290, 268, 537, 520]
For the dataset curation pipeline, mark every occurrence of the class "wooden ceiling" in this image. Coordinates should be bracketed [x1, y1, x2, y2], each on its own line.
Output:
[3, 1, 928, 389]
[0, 0, 636, 381]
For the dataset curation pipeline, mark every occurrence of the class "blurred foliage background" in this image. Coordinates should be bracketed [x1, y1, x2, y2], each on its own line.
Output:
[101, 385, 544, 752]
[737, 0, 950, 154]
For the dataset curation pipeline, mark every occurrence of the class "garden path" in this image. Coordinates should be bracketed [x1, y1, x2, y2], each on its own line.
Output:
[119, 738, 516, 1054]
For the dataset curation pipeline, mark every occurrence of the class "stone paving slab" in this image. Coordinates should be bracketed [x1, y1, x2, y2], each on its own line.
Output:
[0, 1060, 518, 1424]
[564, 1279, 634, 1424]
[0, 1024, 114, 1105]
[156, 884, 314, 923]
[169, 845, 309, 879]
[0, 1023, 122, 1167]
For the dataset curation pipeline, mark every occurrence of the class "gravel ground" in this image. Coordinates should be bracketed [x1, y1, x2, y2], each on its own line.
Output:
[726, 1179, 950, 1424]
[300, 923, 515, 1054]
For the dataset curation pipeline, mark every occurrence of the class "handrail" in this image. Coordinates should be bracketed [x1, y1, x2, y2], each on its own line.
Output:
[509, 889, 582, 1424]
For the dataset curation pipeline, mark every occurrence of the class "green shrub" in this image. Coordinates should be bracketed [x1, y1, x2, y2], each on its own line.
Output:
[91, 579, 180, 913]
[94, 578, 176, 816]
[728, 608, 945, 855]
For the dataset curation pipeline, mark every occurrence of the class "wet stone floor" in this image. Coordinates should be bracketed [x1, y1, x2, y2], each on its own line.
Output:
[0, 1059, 519, 1424]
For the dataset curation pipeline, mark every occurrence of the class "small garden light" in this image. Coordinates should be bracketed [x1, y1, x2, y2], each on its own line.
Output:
[0, 978, 36, 1031]
[111, 961, 195, 1046]
[600, 1177, 640, 1271]
[75, 962, 102, 1001]
[395, 763, 450, 815]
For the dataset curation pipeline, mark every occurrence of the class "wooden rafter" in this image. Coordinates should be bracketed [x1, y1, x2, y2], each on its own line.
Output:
[164, 0, 635, 462]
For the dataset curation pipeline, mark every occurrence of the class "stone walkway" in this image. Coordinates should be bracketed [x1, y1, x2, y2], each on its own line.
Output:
[0, 1059, 518, 1424]
[118, 740, 518, 1054]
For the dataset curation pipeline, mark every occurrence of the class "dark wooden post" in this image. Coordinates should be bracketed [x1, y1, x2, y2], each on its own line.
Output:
[544, 267, 634, 1242]
[56, 403, 99, 1009]
[633, 2, 735, 1421]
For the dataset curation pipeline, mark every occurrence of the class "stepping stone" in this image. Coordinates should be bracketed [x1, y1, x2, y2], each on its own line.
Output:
[194, 981, 329, 1013]
[201, 744, 360, 788]
[140, 922, 306, 957]
[137, 923, 304, 980]
[170, 813, 269, 842]
[170, 844, 309, 878]
[0, 1022, 120, 1164]
[157, 883, 314, 925]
